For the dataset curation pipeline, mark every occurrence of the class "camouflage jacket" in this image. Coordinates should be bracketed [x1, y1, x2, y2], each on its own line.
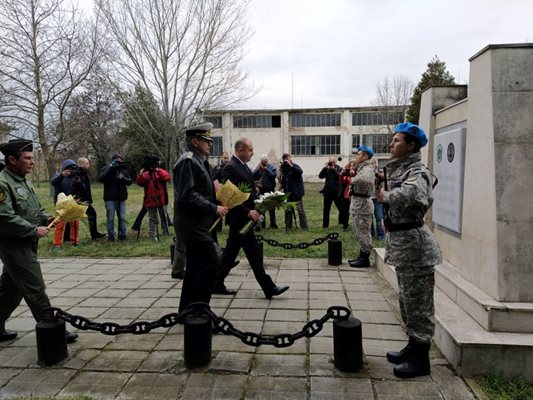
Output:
[349, 159, 375, 215]
[0, 167, 51, 242]
[383, 153, 441, 268]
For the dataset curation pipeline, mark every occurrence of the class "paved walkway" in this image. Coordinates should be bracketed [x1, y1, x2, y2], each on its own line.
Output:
[0, 257, 479, 400]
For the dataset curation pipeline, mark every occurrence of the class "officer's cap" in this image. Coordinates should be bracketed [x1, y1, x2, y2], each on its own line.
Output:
[357, 145, 374, 157]
[394, 122, 428, 147]
[185, 122, 213, 141]
[0, 139, 33, 156]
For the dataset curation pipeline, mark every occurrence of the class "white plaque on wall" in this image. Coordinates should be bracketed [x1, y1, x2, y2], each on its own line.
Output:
[432, 125, 466, 234]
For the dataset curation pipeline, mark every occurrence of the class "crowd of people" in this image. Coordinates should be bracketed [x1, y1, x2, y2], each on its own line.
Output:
[0, 121, 440, 379]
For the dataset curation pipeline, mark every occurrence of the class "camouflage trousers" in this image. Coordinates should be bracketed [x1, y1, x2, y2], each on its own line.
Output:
[352, 213, 373, 253]
[396, 265, 435, 341]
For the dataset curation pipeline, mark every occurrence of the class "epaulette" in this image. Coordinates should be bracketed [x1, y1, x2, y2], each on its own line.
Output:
[185, 151, 194, 159]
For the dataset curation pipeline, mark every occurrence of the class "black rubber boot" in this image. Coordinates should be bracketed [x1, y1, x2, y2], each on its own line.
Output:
[386, 336, 415, 364]
[393, 338, 431, 378]
[348, 251, 370, 268]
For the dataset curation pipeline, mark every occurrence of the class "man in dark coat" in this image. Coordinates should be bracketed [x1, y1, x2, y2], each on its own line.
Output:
[173, 123, 228, 314]
[214, 138, 289, 299]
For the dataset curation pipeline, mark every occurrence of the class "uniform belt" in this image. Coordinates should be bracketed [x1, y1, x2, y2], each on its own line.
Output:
[351, 192, 370, 198]
[386, 220, 424, 232]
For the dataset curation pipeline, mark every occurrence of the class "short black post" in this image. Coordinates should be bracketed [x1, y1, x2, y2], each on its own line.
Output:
[328, 238, 342, 266]
[36, 319, 68, 366]
[184, 313, 212, 368]
[333, 317, 363, 372]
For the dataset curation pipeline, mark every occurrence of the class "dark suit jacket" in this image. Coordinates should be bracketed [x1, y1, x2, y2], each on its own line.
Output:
[221, 156, 257, 229]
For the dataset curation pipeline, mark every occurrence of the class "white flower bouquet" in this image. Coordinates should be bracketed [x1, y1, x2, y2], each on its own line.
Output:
[239, 191, 295, 235]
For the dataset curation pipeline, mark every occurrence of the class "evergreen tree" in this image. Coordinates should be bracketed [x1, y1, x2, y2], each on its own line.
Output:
[407, 56, 456, 124]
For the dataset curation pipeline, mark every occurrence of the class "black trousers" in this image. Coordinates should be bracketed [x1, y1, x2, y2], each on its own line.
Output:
[178, 241, 218, 313]
[322, 191, 343, 228]
[86, 204, 102, 238]
[217, 225, 275, 296]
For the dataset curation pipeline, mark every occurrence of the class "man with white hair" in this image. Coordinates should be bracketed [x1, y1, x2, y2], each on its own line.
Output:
[252, 154, 278, 229]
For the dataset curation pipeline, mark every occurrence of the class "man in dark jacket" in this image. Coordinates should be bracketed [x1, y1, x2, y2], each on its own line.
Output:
[318, 156, 343, 228]
[214, 138, 289, 299]
[173, 123, 228, 314]
[98, 154, 132, 241]
[252, 154, 278, 229]
[77, 157, 105, 240]
[279, 152, 308, 229]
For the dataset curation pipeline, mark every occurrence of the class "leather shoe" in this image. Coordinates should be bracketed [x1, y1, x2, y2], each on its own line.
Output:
[266, 285, 289, 299]
[92, 232, 106, 240]
[213, 286, 237, 295]
[66, 331, 78, 344]
[171, 270, 185, 279]
[0, 329, 17, 342]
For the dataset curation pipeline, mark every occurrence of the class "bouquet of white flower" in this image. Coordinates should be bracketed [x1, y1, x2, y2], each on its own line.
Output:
[239, 191, 295, 235]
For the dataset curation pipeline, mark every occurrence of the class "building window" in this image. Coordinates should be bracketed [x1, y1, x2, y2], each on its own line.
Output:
[290, 113, 341, 127]
[363, 134, 393, 154]
[233, 115, 281, 128]
[352, 111, 404, 126]
[211, 136, 223, 157]
[290, 135, 340, 156]
[351, 135, 361, 154]
[203, 116, 222, 129]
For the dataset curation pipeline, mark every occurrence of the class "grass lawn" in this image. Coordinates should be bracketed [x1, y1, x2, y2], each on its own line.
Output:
[32, 181, 382, 260]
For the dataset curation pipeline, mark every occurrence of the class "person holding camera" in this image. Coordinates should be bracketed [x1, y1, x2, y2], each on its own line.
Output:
[279, 153, 308, 230]
[98, 154, 132, 241]
[318, 157, 343, 229]
[252, 154, 278, 229]
[136, 155, 171, 241]
[339, 160, 357, 230]
[76, 157, 106, 240]
[50, 159, 82, 248]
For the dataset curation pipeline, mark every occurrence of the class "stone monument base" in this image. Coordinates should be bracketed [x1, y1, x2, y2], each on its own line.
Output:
[374, 248, 533, 383]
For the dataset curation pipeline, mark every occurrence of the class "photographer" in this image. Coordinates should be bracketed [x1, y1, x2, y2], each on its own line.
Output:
[50, 159, 82, 248]
[211, 151, 230, 182]
[98, 154, 132, 241]
[135, 155, 170, 240]
[76, 157, 106, 240]
[318, 157, 343, 228]
[252, 154, 278, 229]
[279, 152, 308, 230]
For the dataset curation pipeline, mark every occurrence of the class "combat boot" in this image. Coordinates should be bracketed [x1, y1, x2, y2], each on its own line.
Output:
[393, 338, 431, 378]
[348, 251, 370, 268]
[0, 320, 17, 342]
[386, 336, 415, 364]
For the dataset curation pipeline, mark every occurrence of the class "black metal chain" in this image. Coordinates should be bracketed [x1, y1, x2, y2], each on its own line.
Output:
[50, 303, 350, 347]
[255, 232, 339, 250]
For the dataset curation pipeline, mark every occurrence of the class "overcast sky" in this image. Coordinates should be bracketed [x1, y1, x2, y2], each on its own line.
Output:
[236, 0, 533, 110]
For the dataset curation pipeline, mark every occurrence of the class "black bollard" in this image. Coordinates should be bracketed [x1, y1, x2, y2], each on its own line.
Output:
[184, 313, 212, 368]
[328, 238, 342, 266]
[333, 317, 363, 372]
[36, 319, 68, 366]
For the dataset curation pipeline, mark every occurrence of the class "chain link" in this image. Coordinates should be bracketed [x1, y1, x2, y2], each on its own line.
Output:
[51, 303, 350, 348]
[256, 232, 339, 250]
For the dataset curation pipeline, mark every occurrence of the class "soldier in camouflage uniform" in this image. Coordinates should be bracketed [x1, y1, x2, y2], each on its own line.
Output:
[348, 146, 375, 268]
[0, 139, 78, 343]
[377, 122, 441, 379]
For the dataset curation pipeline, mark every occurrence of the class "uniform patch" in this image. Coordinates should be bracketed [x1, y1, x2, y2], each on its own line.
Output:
[0, 189, 5, 202]
[16, 187, 25, 196]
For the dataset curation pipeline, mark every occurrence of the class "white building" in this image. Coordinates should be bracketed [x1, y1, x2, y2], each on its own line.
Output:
[203, 106, 406, 181]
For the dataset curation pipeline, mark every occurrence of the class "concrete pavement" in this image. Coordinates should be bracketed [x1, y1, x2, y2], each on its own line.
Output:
[0, 257, 480, 399]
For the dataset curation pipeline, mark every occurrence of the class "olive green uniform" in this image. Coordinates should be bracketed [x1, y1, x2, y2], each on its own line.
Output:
[0, 167, 53, 322]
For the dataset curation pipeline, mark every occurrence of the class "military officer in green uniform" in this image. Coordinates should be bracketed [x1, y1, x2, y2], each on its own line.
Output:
[0, 139, 78, 343]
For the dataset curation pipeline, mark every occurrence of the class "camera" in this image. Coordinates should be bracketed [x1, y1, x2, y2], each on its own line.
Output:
[141, 155, 160, 171]
[66, 164, 81, 177]
[110, 159, 128, 170]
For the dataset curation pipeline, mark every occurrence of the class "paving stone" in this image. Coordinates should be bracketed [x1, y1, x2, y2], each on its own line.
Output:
[309, 354, 336, 376]
[265, 309, 307, 322]
[63, 348, 101, 369]
[251, 354, 306, 376]
[117, 372, 187, 400]
[362, 323, 406, 340]
[153, 333, 184, 351]
[310, 377, 373, 400]
[114, 296, 158, 308]
[374, 380, 443, 399]
[85, 350, 150, 372]
[181, 373, 247, 400]
[210, 350, 253, 373]
[0, 347, 37, 368]
[351, 310, 400, 324]
[350, 300, 393, 311]
[137, 351, 183, 372]
[106, 333, 164, 351]
[347, 291, 387, 301]
[65, 306, 108, 319]
[59, 371, 132, 398]
[0, 368, 22, 389]
[224, 307, 266, 321]
[0, 368, 75, 398]
[245, 376, 307, 400]
[92, 288, 134, 298]
[432, 365, 477, 400]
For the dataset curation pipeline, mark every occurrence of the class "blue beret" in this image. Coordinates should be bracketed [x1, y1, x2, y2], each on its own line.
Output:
[394, 122, 428, 147]
[357, 145, 374, 157]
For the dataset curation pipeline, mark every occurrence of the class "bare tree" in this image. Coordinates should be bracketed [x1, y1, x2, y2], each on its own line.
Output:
[95, 0, 255, 167]
[372, 75, 414, 132]
[0, 0, 102, 179]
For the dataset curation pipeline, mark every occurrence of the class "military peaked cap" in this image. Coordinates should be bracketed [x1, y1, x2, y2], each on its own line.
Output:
[0, 139, 33, 156]
[185, 122, 213, 141]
